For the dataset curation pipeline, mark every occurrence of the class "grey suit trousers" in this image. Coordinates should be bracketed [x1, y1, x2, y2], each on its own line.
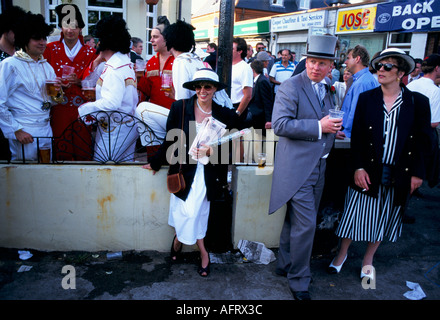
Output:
[277, 158, 326, 292]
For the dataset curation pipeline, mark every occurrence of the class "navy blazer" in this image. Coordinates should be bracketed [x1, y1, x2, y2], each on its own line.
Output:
[350, 85, 432, 206]
[149, 94, 246, 201]
[247, 74, 274, 130]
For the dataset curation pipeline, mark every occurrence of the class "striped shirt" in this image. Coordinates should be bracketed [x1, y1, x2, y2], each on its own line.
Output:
[269, 60, 295, 93]
[382, 90, 403, 165]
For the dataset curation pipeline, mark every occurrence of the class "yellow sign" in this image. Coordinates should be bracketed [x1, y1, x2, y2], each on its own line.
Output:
[336, 6, 377, 33]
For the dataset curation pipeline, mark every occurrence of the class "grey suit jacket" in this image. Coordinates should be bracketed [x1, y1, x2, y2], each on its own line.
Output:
[269, 70, 336, 214]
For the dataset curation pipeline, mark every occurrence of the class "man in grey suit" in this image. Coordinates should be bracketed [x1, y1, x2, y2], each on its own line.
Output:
[269, 35, 342, 300]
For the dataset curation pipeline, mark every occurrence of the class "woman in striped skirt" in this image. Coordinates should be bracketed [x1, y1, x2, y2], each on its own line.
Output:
[327, 49, 433, 281]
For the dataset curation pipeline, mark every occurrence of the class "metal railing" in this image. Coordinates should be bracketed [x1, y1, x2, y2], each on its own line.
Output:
[2, 111, 162, 165]
[0, 110, 279, 166]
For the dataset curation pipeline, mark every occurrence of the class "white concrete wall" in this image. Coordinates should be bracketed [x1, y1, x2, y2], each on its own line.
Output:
[0, 164, 285, 252]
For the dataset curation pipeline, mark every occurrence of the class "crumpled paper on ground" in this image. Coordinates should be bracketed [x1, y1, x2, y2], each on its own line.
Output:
[403, 281, 426, 300]
[237, 239, 276, 265]
[18, 250, 33, 260]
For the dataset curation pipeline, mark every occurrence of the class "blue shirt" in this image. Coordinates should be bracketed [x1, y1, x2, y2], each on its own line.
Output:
[341, 67, 379, 138]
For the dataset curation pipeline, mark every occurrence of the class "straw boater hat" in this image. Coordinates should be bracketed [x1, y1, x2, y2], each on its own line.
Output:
[183, 68, 228, 91]
[370, 48, 415, 75]
[303, 34, 339, 60]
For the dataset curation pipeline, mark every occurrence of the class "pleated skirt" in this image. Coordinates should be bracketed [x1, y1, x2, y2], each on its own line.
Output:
[335, 185, 403, 242]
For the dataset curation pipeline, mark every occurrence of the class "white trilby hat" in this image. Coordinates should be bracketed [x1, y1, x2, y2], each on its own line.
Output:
[303, 34, 339, 60]
[370, 48, 415, 75]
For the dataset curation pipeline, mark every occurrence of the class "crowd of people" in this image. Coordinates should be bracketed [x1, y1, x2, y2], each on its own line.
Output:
[0, 4, 439, 300]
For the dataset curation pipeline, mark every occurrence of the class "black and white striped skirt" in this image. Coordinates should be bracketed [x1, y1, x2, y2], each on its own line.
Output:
[335, 185, 403, 242]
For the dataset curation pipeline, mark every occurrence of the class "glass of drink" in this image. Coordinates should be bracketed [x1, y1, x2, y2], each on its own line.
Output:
[38, 148, 51, 163]
[45, 79, 59, 97]
[257, 153, 266, 168]
[81, 80, 96, 101]
[135, 59, 146, 79]
[61, 65, 75, 84]
[329, 108, 344, 120]
[161, 73, 172, 92]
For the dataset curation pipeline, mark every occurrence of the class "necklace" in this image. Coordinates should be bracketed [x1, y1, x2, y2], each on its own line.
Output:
[27, 59, 52, 111]
[196, 99, 212, 115]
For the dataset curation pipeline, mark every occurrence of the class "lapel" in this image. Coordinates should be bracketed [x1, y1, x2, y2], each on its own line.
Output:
[369, 87, 386, 159]
[394, 87, 414, 162]
[300, 71, 322, 118]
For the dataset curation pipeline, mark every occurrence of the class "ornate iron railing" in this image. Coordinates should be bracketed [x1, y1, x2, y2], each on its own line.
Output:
[1, 110, 279, 166]
[2, 111, 162, 164]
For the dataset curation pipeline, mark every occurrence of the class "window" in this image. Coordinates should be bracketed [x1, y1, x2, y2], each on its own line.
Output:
[298, 0, 310, 10]
[145, 4, 157, 60]
[271, 0, 284, 6]
[388, 32, 412, 47]
[86, 0, 126, 36]
[45, 0, 63, 29]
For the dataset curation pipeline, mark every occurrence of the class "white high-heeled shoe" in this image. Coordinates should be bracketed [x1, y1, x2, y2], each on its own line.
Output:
[327, 254, 347, 274]
[360, 265, 375, 281]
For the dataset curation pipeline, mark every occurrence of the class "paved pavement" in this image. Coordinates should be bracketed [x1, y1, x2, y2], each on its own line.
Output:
[0, 183, 439, 313]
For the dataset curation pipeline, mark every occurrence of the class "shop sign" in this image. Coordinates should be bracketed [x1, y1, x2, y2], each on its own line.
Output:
[194, 29, 209, 40]
[375, 0, 440, 32]
[271, 11, 327, 32]
[336, 6, 377, 34]
[234, 20, 270, 36]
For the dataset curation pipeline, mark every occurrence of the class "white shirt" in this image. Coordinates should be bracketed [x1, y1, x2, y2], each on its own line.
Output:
[172, 52, 205, 101]
[407, 77, 440, 123]
[78, 52, 138, 117]
[231, 60, 253, 104]
[0, 51, 56, 139]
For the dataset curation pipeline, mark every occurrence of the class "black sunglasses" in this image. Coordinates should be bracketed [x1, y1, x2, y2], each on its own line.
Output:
[374, 62, 397, 72]
[194, 84, 214, 90]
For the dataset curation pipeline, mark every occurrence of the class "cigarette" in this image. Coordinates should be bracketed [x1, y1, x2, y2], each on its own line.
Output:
[362, 188, 367, 192]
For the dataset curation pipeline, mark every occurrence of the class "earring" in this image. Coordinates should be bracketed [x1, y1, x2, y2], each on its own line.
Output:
[397, 77, 400, 82]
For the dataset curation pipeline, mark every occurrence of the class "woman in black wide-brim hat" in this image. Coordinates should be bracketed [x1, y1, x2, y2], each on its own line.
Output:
[327, 48, 434, 283]
[144, 68, 246, 277]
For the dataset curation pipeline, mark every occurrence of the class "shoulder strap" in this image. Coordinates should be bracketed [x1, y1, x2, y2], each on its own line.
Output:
[168, 100, 185, 173]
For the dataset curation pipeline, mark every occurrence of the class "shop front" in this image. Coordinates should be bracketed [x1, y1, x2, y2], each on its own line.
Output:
[194, 18, 271, 51]
[374, 0, 440, 58]
[335, 4, 386, 64]
[270, 9, 330, 60]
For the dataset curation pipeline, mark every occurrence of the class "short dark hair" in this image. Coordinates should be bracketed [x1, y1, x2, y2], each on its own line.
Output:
[233, 37, 247, 60]
[347, 45, 370, 67]
[14, 12, 54, 51]
[421, 54, 440, 74]
[84, 35, 94, 42]
[250, 60, 264, 74]
[0, 6, 26, 36]
[163, 20, 195, 53]
[208, 43, 217, 51]
[94, 15, 131, 54]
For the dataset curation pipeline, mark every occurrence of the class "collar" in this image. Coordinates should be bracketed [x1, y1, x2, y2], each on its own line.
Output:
[105, 52, 131, 69]
[352, 67, 370, 81]
[14, 49, 46, 63]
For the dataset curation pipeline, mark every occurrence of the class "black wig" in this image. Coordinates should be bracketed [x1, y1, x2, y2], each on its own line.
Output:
[94, 15, 131, 54]
[0, 6, 27, 36]
[163, 20, 195, 53]
[55, 4, 85, 29]
[14, 12, 54, 51]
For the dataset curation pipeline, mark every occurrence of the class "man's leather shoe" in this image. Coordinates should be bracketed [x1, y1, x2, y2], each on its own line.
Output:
[290, 290, 311, 300]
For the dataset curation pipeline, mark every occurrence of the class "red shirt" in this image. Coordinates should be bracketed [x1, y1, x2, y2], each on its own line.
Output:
[138, 53, 175, 109]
